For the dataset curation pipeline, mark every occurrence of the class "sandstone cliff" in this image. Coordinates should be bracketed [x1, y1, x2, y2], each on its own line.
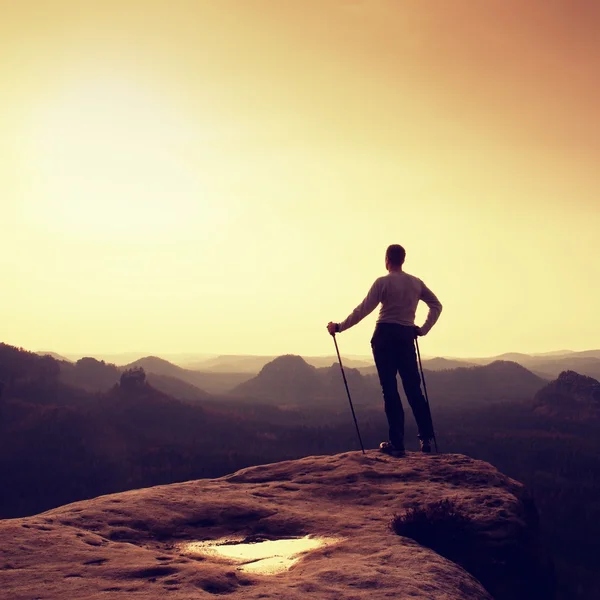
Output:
[0, 452, 553, 599]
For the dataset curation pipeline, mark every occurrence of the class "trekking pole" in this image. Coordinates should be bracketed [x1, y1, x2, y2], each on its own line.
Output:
[331, 334, 365, 454]
[415, 337, 439, 453]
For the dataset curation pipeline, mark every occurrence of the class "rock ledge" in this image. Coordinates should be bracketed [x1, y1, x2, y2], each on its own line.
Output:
[0, 452, 553, 599]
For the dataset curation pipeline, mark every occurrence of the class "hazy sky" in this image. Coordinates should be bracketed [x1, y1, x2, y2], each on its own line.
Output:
[2, 0, 599, 358]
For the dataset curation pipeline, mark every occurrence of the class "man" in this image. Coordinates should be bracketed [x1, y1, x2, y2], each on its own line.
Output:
[327, 244, 442, 456]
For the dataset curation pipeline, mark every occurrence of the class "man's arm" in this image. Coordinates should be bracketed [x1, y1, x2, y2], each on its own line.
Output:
[336, 279, 383, 333]
[418, 282, 442, 335]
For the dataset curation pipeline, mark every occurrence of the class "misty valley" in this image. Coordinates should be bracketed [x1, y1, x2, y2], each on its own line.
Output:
[1, 343, 600, 599]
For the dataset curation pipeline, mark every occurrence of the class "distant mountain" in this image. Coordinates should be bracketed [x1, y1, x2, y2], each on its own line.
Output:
[359, 356, 475, 376]
[17, 345, 556, 411]
[145, 373, 208, 402]
[533, 371, 600, 420]
[150, 352, 219, 366]
[466, 349, 599, 364]
[61, 351, 160, 365]
[36, 351, 72, 362]
[187, 355, 279, 373]
[182, 371, 253, 394]
[304, 356, 374, 369]
[60, 352, 218, 366]
[462, 350, 600, 382]
[123, 356, 249, 395]
[525, 356, 600, 381]
[55, 356, 210, 401]
[407, 360, 548, 407]
[421, 357, 476, 371]
[59, 357, 120, 392]
[231, 355, 546, 409]
[56, 355, 252, 397]
[233, 355, 320, 403]
[232, 354, 377, 406]
[468, 352, 534, 365]
[0, 369, 279, 517]
[188, 354, 373, 373]
[568, 350, 600, 359]
[531, 349, 574, 357]
[125, 356, 199, 381]
[0, 344, 370, 518]
[497, 352, 540, 363]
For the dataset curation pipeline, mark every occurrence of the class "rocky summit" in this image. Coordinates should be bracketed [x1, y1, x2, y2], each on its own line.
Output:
[534, 370, 600, 420]
[0, 452, 553, 600]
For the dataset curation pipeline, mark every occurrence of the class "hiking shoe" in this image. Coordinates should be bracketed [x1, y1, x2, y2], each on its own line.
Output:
[379, 441, 406, 457]
[419, 438, 432, 453]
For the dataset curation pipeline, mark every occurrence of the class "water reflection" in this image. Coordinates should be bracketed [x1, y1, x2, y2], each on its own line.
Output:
[181, 535, 340, 574]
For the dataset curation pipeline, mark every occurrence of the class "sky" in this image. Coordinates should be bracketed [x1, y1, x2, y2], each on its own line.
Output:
[1, 0, 599, 359]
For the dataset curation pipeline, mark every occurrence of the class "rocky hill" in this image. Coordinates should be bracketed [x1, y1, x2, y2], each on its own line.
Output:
[235, 355, 548, 409]
[422, 356, 476, 370]
[416, 360, 547, 407]
[533, 370, 600, 420]
[466, 351, 600, 381]
[187, 354, 373, 373]
[233, 354, 321, 403]
[47, 349, 550, 407]
[0, 452, 554, 600]
[232, 354, 374, 405]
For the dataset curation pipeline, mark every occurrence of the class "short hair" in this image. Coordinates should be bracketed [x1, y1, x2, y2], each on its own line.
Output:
[386, 244, 406, 267]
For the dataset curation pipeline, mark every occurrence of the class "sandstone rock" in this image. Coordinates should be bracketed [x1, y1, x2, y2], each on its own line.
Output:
[0, 452, 553, 599]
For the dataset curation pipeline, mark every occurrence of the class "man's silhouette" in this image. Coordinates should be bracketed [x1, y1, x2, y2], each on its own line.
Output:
[327, 244, 442, 455]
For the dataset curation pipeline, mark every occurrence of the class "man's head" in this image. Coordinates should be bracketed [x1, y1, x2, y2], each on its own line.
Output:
[385, 244, 406, 271]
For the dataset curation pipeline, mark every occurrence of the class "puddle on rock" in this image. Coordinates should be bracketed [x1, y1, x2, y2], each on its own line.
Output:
[180, 535, 340, 575]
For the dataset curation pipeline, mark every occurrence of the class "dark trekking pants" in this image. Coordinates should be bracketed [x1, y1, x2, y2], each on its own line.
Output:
[371, 323, 434, 449]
